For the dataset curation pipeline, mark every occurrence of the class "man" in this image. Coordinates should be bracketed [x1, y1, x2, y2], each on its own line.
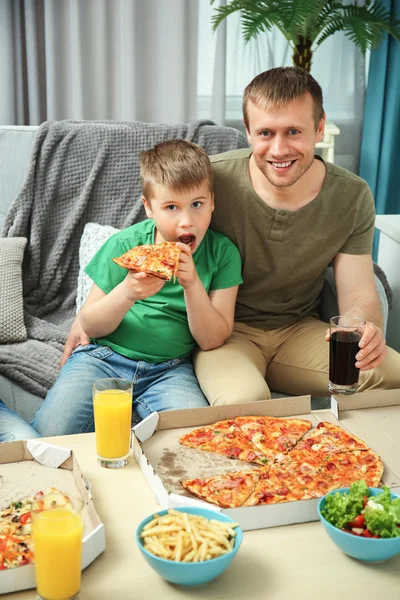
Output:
[63, 67, 400, 405]
[193, 66, 400, 404]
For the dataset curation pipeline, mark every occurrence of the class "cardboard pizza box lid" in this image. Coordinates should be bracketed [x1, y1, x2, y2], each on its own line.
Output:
[330, 388, 400, 419]
[0, 440, 106, 595]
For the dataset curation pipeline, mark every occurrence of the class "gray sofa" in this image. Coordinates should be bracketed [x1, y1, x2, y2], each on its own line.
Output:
[0, 124, 389, 422]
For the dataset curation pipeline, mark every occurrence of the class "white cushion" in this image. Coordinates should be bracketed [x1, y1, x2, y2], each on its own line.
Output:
[76, 223, 120, 313]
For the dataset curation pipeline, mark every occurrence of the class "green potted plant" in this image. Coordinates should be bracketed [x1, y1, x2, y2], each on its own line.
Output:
[211, 0, 400, 73]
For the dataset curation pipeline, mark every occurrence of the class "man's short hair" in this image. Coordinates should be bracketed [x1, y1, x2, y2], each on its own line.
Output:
[140, 139, 213, 200]
[243, 66, 324, 130]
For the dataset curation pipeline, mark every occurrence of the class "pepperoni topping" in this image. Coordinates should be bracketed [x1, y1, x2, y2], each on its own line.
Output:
[194, 431, 213, 442]
[277, 487, 289, 496]
[257, 491, 275, 500]
[364, 454, 375, 463]
[340, 457, 350, 466]
[246, 452, 258, 462]
[225, 433, 236, 439]
[302, 475, 313, 484]
[225, 446, 241, 457]
[316, 422, 325, 429]
[326, 462, 337, 471]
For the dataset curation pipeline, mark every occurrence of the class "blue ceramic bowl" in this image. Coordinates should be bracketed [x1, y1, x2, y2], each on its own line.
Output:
[318, 487, 400, 562]
[136, 507, 243, 585]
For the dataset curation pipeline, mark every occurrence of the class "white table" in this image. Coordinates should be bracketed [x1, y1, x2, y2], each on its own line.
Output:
[9, 431, 400, 600]
[375, 215, 400, 352]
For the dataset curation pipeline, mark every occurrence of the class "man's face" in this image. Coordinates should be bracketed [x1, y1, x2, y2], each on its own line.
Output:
[142, 181, 214, 253]
[245, 93, 325, 188]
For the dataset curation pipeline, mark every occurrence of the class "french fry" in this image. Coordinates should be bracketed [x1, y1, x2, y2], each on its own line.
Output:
[140, 510, 239, 562]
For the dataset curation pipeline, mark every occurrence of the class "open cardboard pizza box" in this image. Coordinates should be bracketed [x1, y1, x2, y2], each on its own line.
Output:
[132, 390, 400, 532]
[0, 440, 105, 594]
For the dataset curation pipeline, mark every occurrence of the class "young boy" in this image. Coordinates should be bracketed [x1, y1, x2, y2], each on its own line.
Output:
[31, 140, 243, 436]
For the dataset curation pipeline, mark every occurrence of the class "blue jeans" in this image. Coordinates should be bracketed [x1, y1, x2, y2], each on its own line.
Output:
[32, 344, 209, 437]
[0, 401, 40, 442]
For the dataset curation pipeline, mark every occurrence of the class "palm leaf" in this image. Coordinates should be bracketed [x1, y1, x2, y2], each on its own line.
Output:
[210, 0, 400, 64]
[315, 2, 400, 50]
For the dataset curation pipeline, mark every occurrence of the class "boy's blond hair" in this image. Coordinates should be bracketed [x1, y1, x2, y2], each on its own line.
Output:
[140, 140, 213, 200]
[243, 67, 324, 130]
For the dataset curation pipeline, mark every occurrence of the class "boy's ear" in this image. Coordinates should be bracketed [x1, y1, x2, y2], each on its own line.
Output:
[211, 191, 215, 212]
[142, 195, 153, 218]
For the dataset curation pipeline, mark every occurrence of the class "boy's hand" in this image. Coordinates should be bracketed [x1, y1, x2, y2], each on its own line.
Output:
[61, 317, 89, 368]
[175, 242, 199, 289]
[123, 271, 165, 301]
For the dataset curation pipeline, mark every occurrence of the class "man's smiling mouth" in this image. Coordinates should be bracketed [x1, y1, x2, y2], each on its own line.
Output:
[269, 160, 295, 169]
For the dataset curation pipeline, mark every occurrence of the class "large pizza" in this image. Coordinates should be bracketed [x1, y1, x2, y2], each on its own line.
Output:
[180, 417, 384, 508]
[112, 242, 181, 281]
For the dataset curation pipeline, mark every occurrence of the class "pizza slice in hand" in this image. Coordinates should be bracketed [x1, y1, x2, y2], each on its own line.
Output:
[112, 242, 181, 281]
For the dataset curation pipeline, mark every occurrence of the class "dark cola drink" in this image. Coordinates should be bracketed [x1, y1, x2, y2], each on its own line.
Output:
[329, 330, 361, 391]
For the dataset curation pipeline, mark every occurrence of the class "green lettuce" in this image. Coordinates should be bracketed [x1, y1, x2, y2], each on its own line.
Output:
[321, 480, 369, 529]
[364, 487, 400, 538]
[321, 481, 400, 538]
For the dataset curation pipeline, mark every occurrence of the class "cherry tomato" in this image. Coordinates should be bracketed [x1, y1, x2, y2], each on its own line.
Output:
[348, 514, 365, 528]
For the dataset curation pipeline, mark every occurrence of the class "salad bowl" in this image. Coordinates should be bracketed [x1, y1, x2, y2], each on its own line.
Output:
[318, 483, 400, 562]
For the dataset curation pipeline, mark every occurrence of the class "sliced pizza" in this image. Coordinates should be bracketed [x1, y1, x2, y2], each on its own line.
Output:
[316, 449, 383, 489]
[181, 469, 261, 508]
[178, 416, 384, 507]
[277, 446, 383, 496]
[179, 420, 267, 464]
[294, 421, 369, 454]
[242, 465, 307, 506]
[112, 242, 181, 281]
[234, 415, 312, 461]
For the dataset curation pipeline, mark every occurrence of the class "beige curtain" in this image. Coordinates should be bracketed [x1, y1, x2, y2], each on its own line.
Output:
[0, 0, 198, 125]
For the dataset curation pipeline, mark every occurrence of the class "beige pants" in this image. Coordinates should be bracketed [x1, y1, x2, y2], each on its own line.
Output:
[193, 318, 400, 406]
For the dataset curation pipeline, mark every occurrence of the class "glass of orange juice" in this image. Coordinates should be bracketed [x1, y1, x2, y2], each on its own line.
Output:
[31, 491, 84, 600]
[93, 377, 133, 468]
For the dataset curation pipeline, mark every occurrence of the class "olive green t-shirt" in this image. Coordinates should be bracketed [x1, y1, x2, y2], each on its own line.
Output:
[210, 149, 375, 330]
[84, 219, 243, 362]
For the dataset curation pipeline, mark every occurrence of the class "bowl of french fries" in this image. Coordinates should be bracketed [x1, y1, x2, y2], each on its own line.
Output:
[136, 506, 243, 585]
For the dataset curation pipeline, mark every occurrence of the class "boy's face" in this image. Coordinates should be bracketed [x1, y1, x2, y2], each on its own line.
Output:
[245, 92, 325, 188]
[142, 180, 214, 253]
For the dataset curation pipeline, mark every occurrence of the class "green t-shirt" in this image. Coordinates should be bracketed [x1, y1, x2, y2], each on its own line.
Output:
[210, 149, 375, 330]
[84, 219, 243, 362]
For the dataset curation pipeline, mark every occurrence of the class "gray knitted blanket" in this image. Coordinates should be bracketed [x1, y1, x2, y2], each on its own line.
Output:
[0, 119, 249, 398]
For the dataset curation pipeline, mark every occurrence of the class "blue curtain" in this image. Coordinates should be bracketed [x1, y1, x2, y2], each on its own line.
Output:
[359, 0, 400, 257]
